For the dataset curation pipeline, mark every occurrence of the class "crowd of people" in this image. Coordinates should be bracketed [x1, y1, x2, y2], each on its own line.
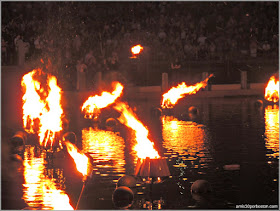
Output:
[2, 2, 278, 87]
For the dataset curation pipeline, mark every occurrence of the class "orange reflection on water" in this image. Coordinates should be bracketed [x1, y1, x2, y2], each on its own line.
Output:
[264, 105, 279, 159]
[161, 116, 209, 159]
[82, 128, 126, 175]
[22, 146, 73, 210]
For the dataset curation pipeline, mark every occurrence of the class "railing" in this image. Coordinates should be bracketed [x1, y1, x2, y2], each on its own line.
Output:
[122, 57, 278, 86]
[2, 54, 278, 90]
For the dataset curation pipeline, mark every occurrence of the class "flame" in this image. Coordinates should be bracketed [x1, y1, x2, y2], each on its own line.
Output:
[131, 44, 143, 55]
[23, 146, 73, 210]
[114, 102, 160, 159]
[161, 74, 214, 109]
[81, 82, 124, 118]
[265, 76, 279, 103]
[65, 141, 89, 176]
[21, 69, 64, 147]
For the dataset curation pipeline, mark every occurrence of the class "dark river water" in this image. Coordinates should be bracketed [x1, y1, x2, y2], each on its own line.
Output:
[11, 96, 277, 210]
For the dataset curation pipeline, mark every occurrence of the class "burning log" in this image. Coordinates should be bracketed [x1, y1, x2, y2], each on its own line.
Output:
[265, 76, 279, 103]
[161, 74, 214, 109]
[81, 82, 124, 119]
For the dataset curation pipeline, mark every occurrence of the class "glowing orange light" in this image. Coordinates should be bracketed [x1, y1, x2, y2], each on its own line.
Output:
[65, 141, 89, 176]
[82, 128, 126, 175]
[161, 116, 207, 158]
[131, 44, 143, 55]
[23, 146, 73, 210]
[42, 179, 74, 210]
[114, 102, 160, 159]
[161, 74, 214, 108]
[265, 76, 279, 103]
[81, 82, 124, 119]
[264, 105, 279, 159]
[21, 69, 63, 147]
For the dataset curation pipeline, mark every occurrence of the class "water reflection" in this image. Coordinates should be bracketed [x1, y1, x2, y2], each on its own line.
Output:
[264, 104, 279, 159]
[161, 116, 211, 160]
[161, 115, 212, 198]
[22, 146, 73, 210]
[81, 127, 126, 176]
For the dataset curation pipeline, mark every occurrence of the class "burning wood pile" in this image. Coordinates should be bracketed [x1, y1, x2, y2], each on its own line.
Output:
[21, 68, 64, 148]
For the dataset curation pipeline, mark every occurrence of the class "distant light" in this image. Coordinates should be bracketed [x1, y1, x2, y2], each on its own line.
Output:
[246, 13, 249, 16]
[131, 45, 143, 55]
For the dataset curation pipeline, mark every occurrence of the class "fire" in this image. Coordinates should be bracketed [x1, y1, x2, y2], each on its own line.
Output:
[65, 141, 89, 177]
[21, 69, 63, 147]
[265, 76, 279, 103]
[161, 74, 214, 108]
[81, 82, 124, 118]
[131, 44, 143, 55]
[114, 102, 160, 159]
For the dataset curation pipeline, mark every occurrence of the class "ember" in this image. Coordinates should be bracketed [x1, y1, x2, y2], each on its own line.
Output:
[265, 76, 279, 103]
[114, 102, 160, 159]
[161, 74, 214, 109]
[81, 82, 124, 119]
[21, 69, 63, 147]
